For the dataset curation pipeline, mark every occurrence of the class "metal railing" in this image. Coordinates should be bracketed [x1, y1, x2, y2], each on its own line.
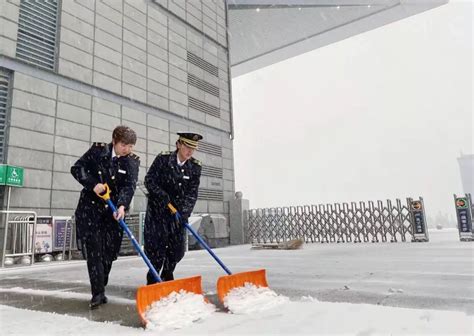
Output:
[248, 198, 425, 244]
[57, 216, 75, 261]
[1, 210, 37, 267]
[119, 212, 145, 255]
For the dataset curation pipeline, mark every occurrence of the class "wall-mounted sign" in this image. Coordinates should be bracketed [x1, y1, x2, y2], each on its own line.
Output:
[0, 164, 24, 187]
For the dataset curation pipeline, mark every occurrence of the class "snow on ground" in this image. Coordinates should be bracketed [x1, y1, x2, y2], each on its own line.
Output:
[0, 304, 140, 336]
[142, 284, 288, 330]
[223, 283, 289, 314]
[144, 290, 216, 331]
[1, 297, 473, 335]
[1, 229, 473, 335]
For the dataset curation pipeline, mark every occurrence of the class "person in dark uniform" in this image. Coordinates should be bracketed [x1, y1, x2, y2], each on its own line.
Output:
[144, 132, 202, 284]
[71, 126, 139, 309]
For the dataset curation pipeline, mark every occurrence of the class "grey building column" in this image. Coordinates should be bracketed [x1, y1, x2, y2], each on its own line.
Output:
[229, 191, 249, 245]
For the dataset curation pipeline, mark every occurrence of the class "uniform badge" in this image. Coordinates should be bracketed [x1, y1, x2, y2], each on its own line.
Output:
[118, 169, 126, 174]
[183, 175, 190, 179]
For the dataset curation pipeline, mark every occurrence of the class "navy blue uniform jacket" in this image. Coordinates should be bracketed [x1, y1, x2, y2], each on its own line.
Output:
[144, 150, 201, 221]
[71, 142, 140, 236]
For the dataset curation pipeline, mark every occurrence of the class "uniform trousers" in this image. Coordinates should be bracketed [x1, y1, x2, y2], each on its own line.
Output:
[144, 212, 186, 284]
[77, 209, 123, 295]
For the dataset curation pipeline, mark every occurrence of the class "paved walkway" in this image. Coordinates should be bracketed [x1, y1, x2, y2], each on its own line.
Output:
[1, 229, 472, 328]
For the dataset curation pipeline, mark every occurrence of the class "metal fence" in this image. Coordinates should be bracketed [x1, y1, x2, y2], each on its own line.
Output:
[1, 210, 37, 267]
[247, 198, 427, 244]
[0, 212, 81, 267]
[119, 212, 145, 255]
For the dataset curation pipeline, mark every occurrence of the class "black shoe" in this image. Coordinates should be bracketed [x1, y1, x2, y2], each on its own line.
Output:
[147, 272, 158, 285]
[89, 293, 107, 309]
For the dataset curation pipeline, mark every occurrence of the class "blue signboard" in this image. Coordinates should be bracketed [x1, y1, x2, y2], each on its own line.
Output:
[53, 217, 73, 251]
[409, 199, 428, 242]
[411, 200, 426, 235]
[413, 212, 426, 235]
[455, 197, 473, 239]
[457, 208, 472, 234]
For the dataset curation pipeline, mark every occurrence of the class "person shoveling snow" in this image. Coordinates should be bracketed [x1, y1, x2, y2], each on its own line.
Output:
[96, 184, 205, 326]
[223, 282, 289, 314]
[144, 290, 216, 330]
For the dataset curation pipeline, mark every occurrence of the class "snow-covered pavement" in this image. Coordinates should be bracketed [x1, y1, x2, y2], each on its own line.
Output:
[0, 229, 473, 335]
[2, 297, 472, 335]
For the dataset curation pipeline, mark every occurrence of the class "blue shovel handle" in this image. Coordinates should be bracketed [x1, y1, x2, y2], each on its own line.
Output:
[168, 204, 232, 275]
[98, 184, 162, 283]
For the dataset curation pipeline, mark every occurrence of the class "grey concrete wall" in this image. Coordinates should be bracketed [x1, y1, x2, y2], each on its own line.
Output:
[229, 192, 249, 245]
[6, 72, 233, 216]
[0, 0, 19, 58]
[57, 0, 231, 131]
[1, 0, 234, 219]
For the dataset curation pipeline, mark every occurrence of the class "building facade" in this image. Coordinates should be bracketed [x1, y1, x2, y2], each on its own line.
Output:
[0, 0, 234, 218]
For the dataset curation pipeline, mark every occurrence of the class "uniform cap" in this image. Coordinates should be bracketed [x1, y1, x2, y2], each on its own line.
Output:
[177, 132, 203, 149]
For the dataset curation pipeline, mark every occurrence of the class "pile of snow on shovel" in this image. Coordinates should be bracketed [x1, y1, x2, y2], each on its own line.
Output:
[145, 284, 288, 330]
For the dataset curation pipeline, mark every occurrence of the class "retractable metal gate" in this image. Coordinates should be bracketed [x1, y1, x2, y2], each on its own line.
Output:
[248, 198, 427, 244]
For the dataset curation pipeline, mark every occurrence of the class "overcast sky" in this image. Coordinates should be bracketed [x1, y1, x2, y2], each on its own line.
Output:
[231, 0, 473, 219]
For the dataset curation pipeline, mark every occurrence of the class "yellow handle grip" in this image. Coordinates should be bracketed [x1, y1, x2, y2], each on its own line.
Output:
[97, 183, 111, 201]
[167, 203, 177, 214]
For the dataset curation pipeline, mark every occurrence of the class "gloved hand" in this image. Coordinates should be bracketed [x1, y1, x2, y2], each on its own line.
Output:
[168, 203, 182, 230]
[167, 202, 178, 215]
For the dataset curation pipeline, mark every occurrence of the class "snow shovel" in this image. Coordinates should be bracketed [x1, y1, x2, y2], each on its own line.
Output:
[97, 184, 203, 326]
[167, 203, 268, 303]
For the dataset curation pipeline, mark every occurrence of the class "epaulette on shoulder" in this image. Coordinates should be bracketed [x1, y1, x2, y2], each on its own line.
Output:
[159, 151, 172, 156]
[191, 157, 201, 166]
[93, 142, 106, 147]
[130, 153, 140, 161]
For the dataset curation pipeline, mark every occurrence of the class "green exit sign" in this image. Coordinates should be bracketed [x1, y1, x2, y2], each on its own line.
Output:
[0, 165, 24, 187]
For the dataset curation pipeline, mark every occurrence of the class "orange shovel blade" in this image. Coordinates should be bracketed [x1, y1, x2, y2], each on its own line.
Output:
[136, 275, 203, 326]
[216, 269, 268, 303]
